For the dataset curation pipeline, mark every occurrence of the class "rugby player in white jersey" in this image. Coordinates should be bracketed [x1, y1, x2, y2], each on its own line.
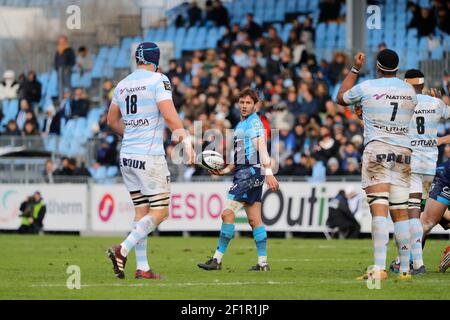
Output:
[106, 42, 195, 279]
[389, 69, 450, 275]
[336, 49, 418, 280]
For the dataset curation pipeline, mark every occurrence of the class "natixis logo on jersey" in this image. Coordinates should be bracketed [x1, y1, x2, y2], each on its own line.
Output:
[373, 93, 412, 100]
[0, 190, 20, 224]
[119, 86, 146, 95]
[98, 193, 115, 222]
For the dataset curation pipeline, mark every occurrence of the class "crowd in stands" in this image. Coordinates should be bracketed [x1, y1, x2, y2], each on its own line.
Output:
[1, 0, 450, 182]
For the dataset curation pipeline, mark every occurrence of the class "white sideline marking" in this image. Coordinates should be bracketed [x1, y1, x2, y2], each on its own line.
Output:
[31, 281, 298, 288]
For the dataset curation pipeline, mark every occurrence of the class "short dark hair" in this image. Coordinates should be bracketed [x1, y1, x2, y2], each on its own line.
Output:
[405, 69, 425, 79]
[238, 88, 259, 103]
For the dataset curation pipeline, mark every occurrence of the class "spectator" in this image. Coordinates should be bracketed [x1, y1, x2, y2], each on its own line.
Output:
[326, 189, 361, 239]
[344, 158, 360, 176]
[54, 35, 75, 99]
[71, 88, 89, 118]
[71, 159, 91, 177]
[43, 159, 55, 183]
[23, 120, 39, 136]
[76, 46, 94, 76]
[22, 71, 42, 112]
[59, 89, 72, 121]
[318, 0, 343, 23]
[187, 1, 202, 27]
[54, 157, 73, 176]
[313, 126, 340, 162]
[175, 14, 185, 28]
[211, 0, 229, 27]
[103, 79, 115, 107]
[4, 120, 21, 136]
[326, 157, 344, 176]
[244, 13, 262, 40]
[0, 70, 19, 100]
[232, 47, 251, 68]
[416, 7, 437, 37]
[42, 105, 61, 136]
[328, 52, 347, 86]
[16, 99, 32, 131]
[97, 133, 118, 165]
[263, 26, 283, 57]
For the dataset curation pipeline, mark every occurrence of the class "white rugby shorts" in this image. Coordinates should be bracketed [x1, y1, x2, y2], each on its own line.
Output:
[119, 153, 171, 195]
[410, 172, 434, 197]
[361, 140, 412, 189]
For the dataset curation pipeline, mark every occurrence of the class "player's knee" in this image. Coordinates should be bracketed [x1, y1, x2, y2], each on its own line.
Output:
[248, 217, 262, 229]
[221, 209, 235, 223]
[389, 185, 409, 210]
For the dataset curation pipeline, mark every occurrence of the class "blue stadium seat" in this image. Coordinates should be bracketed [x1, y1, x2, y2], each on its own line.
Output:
[281, 23, 292, 43]
[286, 0, 297, 13]
[106, 166, 119, 177]
[44, 134, 58, 153]
[431, 45, 444, 60]
[297, 0, 308, 12]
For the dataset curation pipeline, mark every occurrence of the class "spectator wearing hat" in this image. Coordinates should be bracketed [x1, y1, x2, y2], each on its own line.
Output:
[326, 157, 344, 176]
[0, 70, 19, 100]
[42, 105, 61, 136]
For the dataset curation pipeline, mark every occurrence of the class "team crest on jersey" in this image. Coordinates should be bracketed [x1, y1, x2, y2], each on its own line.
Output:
[163, 81, 171, 91]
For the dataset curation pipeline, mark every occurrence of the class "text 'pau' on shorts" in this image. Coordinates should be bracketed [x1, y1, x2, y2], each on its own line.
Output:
[361, 140, 411, 189]
[119, 153, 170, 196]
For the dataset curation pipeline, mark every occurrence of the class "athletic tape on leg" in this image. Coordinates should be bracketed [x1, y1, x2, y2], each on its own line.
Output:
[367, 192, 389, 206]
[148, 193, 170, 209]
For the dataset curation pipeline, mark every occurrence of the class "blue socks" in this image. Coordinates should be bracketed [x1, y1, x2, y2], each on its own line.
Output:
[213, 223, 235, 263]
[253, 226, 268, 266]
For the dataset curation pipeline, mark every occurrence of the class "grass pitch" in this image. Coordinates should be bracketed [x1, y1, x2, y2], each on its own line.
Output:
[1, 234, 450, 299]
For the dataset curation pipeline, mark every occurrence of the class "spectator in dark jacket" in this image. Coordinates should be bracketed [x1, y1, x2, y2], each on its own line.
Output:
[22, 71, 42, 112]
[188, 1, 202, 26]
[54, 35, 75, 99]
[244, 13, 262, 40]
[4, 120, 21, 136]
[211, 0, 229, 27]
[326, 190, 360, 239]
[71, 88, 89, 118]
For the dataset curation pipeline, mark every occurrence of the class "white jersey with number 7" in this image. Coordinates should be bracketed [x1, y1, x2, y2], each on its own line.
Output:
[343, 77, 417, 148]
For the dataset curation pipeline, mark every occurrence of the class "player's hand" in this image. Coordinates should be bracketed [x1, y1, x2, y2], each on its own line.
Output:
[209, 169, 224, 176]
[185, 145, 195, 165]
[353, 52, 365, 70]
[354, 105, 363, 119]
[429, 87, 442, 98]
[266, 175, 279, 192]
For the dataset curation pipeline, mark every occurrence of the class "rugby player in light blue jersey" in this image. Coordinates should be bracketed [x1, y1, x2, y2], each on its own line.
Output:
[197, 88, 279, 271]
[390, 69, 450, 275]
[336, 49, 418, 280]
[106, 42, 195, 279]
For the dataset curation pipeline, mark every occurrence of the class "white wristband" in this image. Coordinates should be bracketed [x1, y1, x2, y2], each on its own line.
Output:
[264, 168, 273, 176]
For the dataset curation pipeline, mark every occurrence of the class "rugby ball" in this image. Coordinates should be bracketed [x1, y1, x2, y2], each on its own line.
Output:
[198, 150, 225, 170]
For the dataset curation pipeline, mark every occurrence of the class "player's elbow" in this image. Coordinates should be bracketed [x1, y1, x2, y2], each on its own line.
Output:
[336, 94, 346, 106]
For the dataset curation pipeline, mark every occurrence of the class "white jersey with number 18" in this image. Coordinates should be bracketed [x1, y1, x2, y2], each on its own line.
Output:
[112, 68, 172, 156]
[343, 77, 417, 148]
[410, 94, 450, 175]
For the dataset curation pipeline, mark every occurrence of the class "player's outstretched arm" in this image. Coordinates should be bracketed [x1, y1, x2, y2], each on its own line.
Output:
[107, 102, 124, 137]
[336, 52, 365, 106]
[253, 135, 279, 192]
[157, 99, 195, 164]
